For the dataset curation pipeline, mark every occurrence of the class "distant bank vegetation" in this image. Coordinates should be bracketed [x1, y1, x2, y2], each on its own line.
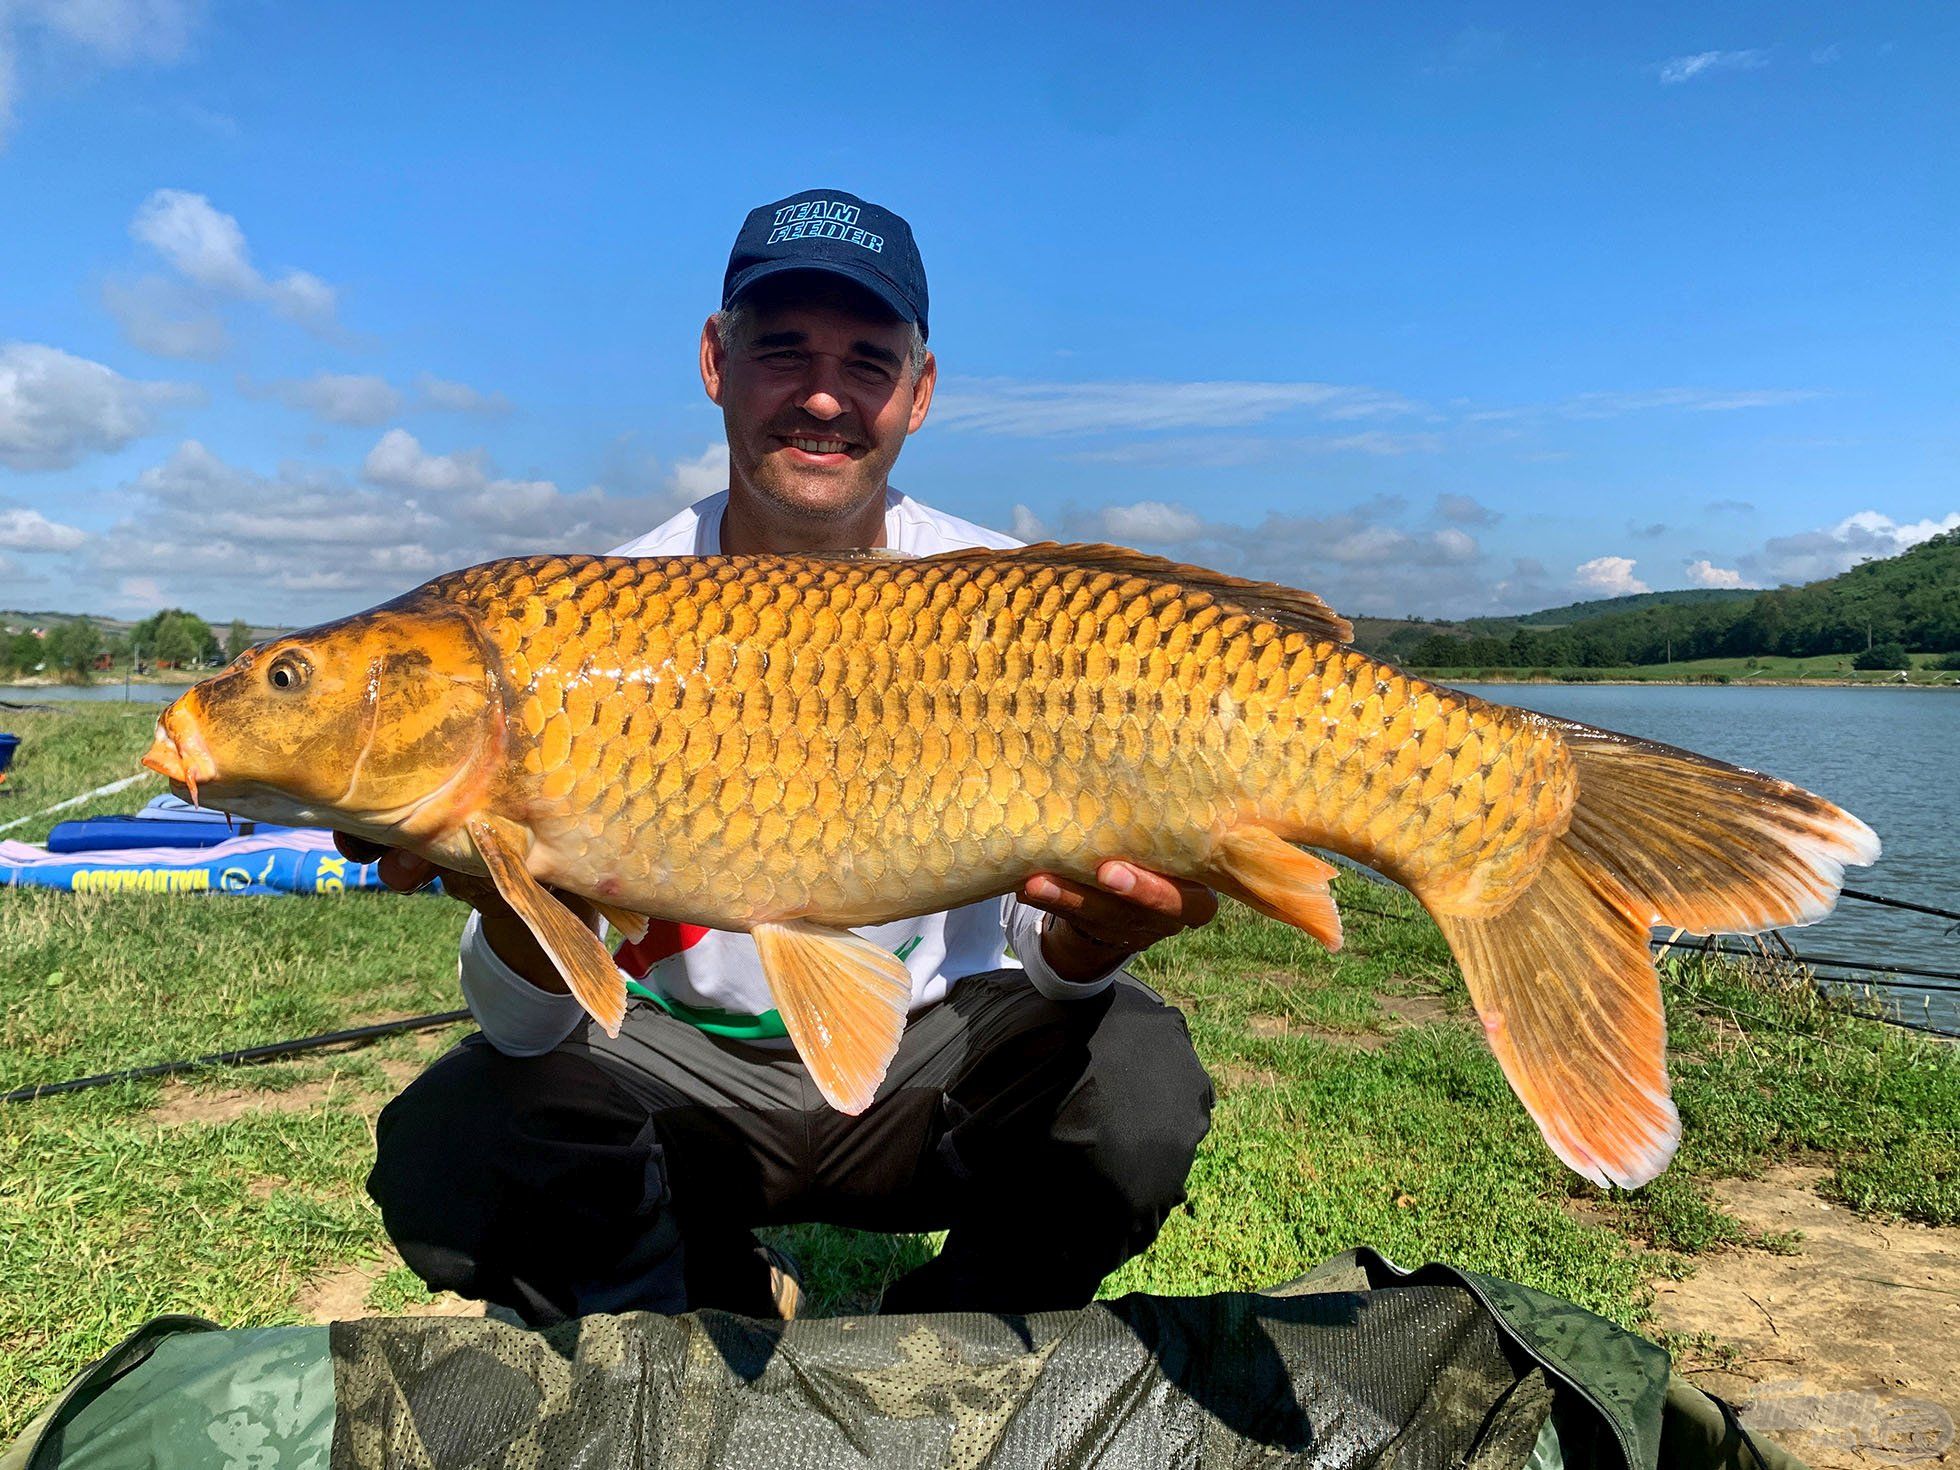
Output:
[1363, 529, 1960, 675]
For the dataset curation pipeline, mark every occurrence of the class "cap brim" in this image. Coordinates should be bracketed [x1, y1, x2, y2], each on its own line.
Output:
[724, 259, 921, 334]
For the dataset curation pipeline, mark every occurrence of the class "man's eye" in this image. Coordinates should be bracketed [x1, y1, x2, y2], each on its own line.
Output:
[759, 350, 805, 368]
[847, 361, 895, 386]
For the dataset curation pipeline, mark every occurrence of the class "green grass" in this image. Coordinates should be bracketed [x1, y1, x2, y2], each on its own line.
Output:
[3, 703, 1956, 1437]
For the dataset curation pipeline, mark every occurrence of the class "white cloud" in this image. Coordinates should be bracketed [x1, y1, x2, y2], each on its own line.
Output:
[415, 374, 512, 416]
[1435, 493, 1500, 526]
[1572, 556, 1650, 597]
[101, 274, 226, 359]
[1010, 504, 1047, 541]
[1685, 559, 1750, 588]
[1658, 49, 1769, 85]
[127, 190, 339, 332]
[0, 0, 201, 146]
[667, 442, 729, 500]
[1469, 387, 1821, 423]
[360, 428, 671, 555]
[1099, 501, 1203, 544]
[256, 372, 404, 427]
[362, 427, 486, 494]
[0, 504, 86, 551]
[1743, 509, 1960, 585]
[0, 341, 199, 470]
[1068, 430, 1441, 465]
[933, 377, 1415, 437]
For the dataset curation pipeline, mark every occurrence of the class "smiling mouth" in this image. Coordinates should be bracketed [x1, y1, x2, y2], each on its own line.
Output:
[780, 435, 855, 456]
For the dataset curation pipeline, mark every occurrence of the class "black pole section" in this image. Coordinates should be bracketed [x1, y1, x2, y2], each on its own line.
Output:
[1, 1009, 472, 1104]
[1839, 887, 1960, 925]
[1651, 938, 1960, 990]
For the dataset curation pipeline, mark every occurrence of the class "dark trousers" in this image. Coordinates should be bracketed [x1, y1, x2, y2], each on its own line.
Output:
[367, 972, 1215, 1326]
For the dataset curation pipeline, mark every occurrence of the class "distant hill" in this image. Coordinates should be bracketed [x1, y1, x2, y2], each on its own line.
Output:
[1461, 587, 1759, 633]
[1380, 528, 1960, 667]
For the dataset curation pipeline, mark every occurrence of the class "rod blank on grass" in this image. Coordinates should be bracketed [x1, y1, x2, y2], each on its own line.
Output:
[1, 1010, 471, 1103]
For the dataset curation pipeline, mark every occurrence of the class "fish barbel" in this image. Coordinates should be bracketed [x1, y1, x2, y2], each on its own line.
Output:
[142, 545, 1878, 1186]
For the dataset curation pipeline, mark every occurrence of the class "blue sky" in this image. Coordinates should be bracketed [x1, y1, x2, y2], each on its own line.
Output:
[1, 1, 1953, 625]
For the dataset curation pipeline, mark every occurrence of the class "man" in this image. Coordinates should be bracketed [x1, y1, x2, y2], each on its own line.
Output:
[351, 189, 1217, 1325]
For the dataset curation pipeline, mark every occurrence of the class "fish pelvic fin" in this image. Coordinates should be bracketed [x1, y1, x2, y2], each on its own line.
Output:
[753, 920, 912, 1115]
[591, 900, 651, 945]
[466, 815, 627, 1037]
[1425, 719, 1879, 1190]
[1207, 825, 1344, 951]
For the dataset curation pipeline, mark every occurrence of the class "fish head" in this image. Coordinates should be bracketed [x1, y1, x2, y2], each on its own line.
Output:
[140, 600, 503, 841]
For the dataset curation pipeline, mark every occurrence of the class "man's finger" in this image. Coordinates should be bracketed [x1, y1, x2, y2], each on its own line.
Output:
[376, 848, 437, 893]
[333, 832, 389, 864]
[1095, 861, 1219, 926]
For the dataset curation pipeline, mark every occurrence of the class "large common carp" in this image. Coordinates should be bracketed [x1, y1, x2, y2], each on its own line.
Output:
[142, 546, 1878, 1187]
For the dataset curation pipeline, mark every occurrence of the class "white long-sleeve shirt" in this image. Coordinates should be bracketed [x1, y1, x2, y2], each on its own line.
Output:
[459, 487, 1122, 1055]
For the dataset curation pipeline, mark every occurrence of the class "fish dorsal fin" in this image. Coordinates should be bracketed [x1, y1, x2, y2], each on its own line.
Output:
[752, 920, 913, 1114]
[1206, 824, 1345, 950]
[466, 815, 627, 1036]
[923, 542, 1353, 646]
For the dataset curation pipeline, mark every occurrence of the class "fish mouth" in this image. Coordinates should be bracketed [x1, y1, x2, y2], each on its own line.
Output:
[140, 695, 218, 808]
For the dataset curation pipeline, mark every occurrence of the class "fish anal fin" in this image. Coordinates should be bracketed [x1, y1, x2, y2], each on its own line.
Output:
[592, 900, 650, 945]
[753, 920, 912, 1115]
[1430, 843, 1678, 1190]
[1207, 825, 1344, 951]
[466, 816, 627, 1037]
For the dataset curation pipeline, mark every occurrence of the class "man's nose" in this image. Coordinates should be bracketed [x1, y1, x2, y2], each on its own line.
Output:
[795, 355, 847, 420]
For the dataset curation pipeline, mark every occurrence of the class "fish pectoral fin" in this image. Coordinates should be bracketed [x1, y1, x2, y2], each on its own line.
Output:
[752, 920, 912, 1116]
[1206, 825, 1344, 951]
[591, 900, 651, 945]
[466, 815, 627, 1037]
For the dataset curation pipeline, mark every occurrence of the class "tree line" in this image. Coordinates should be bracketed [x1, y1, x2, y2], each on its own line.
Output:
[1378, 528, 1960, 670]
[1, 610, 257, 682]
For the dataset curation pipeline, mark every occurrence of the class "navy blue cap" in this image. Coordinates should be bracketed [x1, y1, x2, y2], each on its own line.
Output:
[723, 189, 929, 341]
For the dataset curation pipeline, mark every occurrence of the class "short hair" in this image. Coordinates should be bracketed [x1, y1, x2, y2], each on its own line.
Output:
[717, 274, 928, 378]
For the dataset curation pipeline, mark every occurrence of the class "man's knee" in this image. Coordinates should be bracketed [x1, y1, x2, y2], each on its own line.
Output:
[368, 1040, 664, 1294]
[1068, 982, 1215, 1219]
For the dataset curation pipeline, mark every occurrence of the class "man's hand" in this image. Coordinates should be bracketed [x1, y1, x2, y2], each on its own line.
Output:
[1020, 861, 1218, 982]
[332, 833, 590, 995]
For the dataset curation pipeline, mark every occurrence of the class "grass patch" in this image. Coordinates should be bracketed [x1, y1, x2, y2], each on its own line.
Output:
[3, 703, 1956, 1436]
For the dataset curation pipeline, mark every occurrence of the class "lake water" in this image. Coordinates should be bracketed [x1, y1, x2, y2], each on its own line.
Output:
[1459, 684, 1958, 1035]
[5, 680, 1954, 1031]
[0, 683, 198, 704]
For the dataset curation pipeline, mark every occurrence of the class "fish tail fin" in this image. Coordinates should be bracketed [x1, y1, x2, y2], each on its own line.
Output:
[1429, 722, 1879, 1189]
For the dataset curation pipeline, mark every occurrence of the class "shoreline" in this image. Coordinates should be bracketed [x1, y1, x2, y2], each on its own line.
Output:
[1423, 675, 1956, 690]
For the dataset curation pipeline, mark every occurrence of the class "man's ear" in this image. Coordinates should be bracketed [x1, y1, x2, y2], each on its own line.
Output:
[700, 314, 727, 404]
[906, 350, 937, 434]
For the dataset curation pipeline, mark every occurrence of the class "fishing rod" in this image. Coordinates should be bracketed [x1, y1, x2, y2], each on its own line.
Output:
[1839, 887, 1960, 925]
[1, 1010, 472, 1104]
[1650, 937, 1960, 991]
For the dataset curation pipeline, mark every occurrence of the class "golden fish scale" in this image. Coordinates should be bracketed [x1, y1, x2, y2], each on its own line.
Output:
[433, 554, 1573, 927]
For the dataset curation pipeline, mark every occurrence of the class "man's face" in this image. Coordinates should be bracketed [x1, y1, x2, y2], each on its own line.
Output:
[702, 293, 936, 529]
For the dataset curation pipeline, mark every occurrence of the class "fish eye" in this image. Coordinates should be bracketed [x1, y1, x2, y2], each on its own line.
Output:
[267, 654, 310, 692]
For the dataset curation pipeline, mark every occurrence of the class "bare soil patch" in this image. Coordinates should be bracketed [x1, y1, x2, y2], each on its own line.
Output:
[147, 1053, 428, 1125]
[296, 1261, 487, 1324]
[1652, 1166, 1958, 1470]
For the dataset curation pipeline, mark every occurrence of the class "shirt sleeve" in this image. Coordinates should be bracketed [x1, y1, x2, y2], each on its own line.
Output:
[1004, 896, 1122, 1000]
[456, 911, 591, 1056]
